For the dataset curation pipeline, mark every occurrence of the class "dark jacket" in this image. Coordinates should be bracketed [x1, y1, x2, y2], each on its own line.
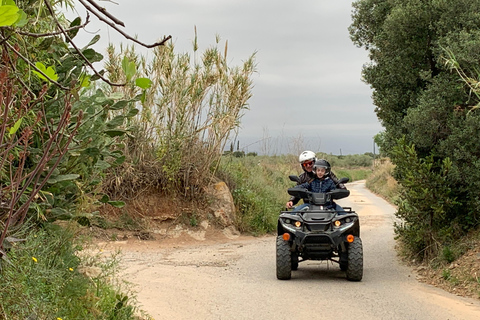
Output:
[298, 176, 337, 209]
[289, 171, 344, 205]
[299, 176, 336, 193]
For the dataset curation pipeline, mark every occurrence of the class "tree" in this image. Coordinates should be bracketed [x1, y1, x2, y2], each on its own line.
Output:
[350, 0, 480, 156]
[350, 0, 480, 259]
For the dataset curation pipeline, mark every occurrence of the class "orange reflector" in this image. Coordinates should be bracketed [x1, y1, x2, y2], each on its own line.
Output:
[346, 234, 355, 243]
[283, 233, 291, 241]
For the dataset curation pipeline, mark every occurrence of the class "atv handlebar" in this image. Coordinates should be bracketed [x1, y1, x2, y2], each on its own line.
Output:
[287, 185, 350, 205]
[329, 188, 350, 200]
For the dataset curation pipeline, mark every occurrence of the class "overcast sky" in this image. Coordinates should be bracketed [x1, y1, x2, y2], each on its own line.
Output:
[70, 0, 382, 155]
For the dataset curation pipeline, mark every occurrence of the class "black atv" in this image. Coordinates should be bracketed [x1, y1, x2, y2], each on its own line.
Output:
[276, 176, 363, 281]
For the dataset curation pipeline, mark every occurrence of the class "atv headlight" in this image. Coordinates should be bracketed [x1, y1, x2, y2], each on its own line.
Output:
[334, 220, 342, 228]
[294, 221, 302, 228]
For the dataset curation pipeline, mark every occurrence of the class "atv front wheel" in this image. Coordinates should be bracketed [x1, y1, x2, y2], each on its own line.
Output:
[346, 237, 363, 281]
[291, 252, 299, 271]
[276, 235, 292, 280]
[339, 251, 348, 271]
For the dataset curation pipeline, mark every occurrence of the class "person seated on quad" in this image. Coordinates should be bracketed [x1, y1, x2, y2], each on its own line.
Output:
[291, 159, 346, 214]
[285, 150, 345, 209]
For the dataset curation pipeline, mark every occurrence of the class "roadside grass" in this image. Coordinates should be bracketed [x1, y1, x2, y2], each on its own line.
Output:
[365, 158, 399, 204]
[217, 154, 373, 235]
[0, 222, 144, 320]
[417, 228, 480, 299]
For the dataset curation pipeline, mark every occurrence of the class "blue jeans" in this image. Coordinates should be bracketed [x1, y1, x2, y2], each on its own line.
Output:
[335, 204, 346, 215]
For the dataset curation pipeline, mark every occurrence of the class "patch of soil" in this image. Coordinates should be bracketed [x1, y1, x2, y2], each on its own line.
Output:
[413, 243, 480, 300]
[100, 193, 210, 222]
[89, 191, 240, 248]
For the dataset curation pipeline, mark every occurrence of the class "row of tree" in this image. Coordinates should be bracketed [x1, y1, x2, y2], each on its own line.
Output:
[350, 0, 480, 260]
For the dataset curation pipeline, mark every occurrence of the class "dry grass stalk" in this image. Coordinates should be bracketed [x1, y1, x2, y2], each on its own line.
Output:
[103, 35, 256, 198]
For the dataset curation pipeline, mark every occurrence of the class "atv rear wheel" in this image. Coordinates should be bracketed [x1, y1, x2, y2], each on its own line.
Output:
[276, 235, 292, 280]
[346, 237, 363, 281]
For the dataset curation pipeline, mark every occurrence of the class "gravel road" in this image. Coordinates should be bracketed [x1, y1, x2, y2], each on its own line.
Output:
[101, 180, 480, 320]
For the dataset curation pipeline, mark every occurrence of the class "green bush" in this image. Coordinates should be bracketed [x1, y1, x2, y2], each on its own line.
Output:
[391, 138, 462, 261]
[0, 223, 139, 319]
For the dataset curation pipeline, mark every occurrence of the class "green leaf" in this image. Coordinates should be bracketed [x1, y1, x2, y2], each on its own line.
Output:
[32, 62, 59, 82]
[82, 48, 103, 63]
[107, 115, 125, 128]
[104, 129, 126, 137]
[38, 37, 54, 51]
[67, 17, 81, 39]
[90, 69, 105, 81]
[110, 100, 129, 110]
[47, 174, 80, 184]
[82, 147, 100, 157]
[108, 200, 125, 208]
[94, 160, 111, 170]
[8, 117, 22, 135]
[99, 194, 110, 203]
[127, 108, 139, 117]
[135, 77, 152, 89]
[0, 5, 19, 27]
[87, 35, 100, 47]
[108, 92, 124, 100]
[122, 56, 136, 81]
[112, 155, 126, 166]
[13, 9, 27, 27]
[79, 74, 91, 87]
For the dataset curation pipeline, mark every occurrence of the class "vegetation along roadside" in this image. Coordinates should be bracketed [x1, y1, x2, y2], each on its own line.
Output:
[3, 0, 480, 317]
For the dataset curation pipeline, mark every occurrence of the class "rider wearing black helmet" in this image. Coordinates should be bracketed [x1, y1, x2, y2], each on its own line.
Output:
[286, 151, 344, 209]
[292, 159, 347, 213]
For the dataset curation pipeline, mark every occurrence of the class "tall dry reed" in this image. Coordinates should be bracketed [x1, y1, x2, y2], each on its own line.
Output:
[103, 33, 256, 198]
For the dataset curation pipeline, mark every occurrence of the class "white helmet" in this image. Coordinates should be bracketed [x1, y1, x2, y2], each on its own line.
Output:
[298, 150, 316, 164]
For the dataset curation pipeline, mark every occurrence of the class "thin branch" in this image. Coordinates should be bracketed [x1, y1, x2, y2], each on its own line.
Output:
[0, 33, 10, 46]
[44, 0, 126, 87]
[0, 38, 70, 90]
[83, 0, 125, 27]
[16, 13, 91, 38]
[1, 43, 36, 98]
[77, 0, 172, 48]
[16, 110, 84, 225]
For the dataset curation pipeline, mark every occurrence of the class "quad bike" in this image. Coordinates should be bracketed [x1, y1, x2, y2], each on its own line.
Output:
[276, 176, 363, 281]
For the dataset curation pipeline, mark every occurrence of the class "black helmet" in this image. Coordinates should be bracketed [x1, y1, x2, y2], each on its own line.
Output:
[313, 159, 331, 176]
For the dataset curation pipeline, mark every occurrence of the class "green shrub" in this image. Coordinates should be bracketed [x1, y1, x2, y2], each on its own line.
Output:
[0, 222, 139, 319]
[442, 246, 456, 264]
[391, 138, 461, 261]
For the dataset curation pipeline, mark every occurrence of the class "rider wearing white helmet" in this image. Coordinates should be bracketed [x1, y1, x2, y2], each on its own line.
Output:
[285, 151, 344, 209]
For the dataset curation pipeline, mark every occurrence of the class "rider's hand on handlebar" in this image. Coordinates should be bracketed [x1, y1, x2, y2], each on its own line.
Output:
[286, 201, 293, 209]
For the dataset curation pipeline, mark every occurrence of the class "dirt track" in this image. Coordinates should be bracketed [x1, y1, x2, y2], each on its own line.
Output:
[99, 181, 480, 320]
